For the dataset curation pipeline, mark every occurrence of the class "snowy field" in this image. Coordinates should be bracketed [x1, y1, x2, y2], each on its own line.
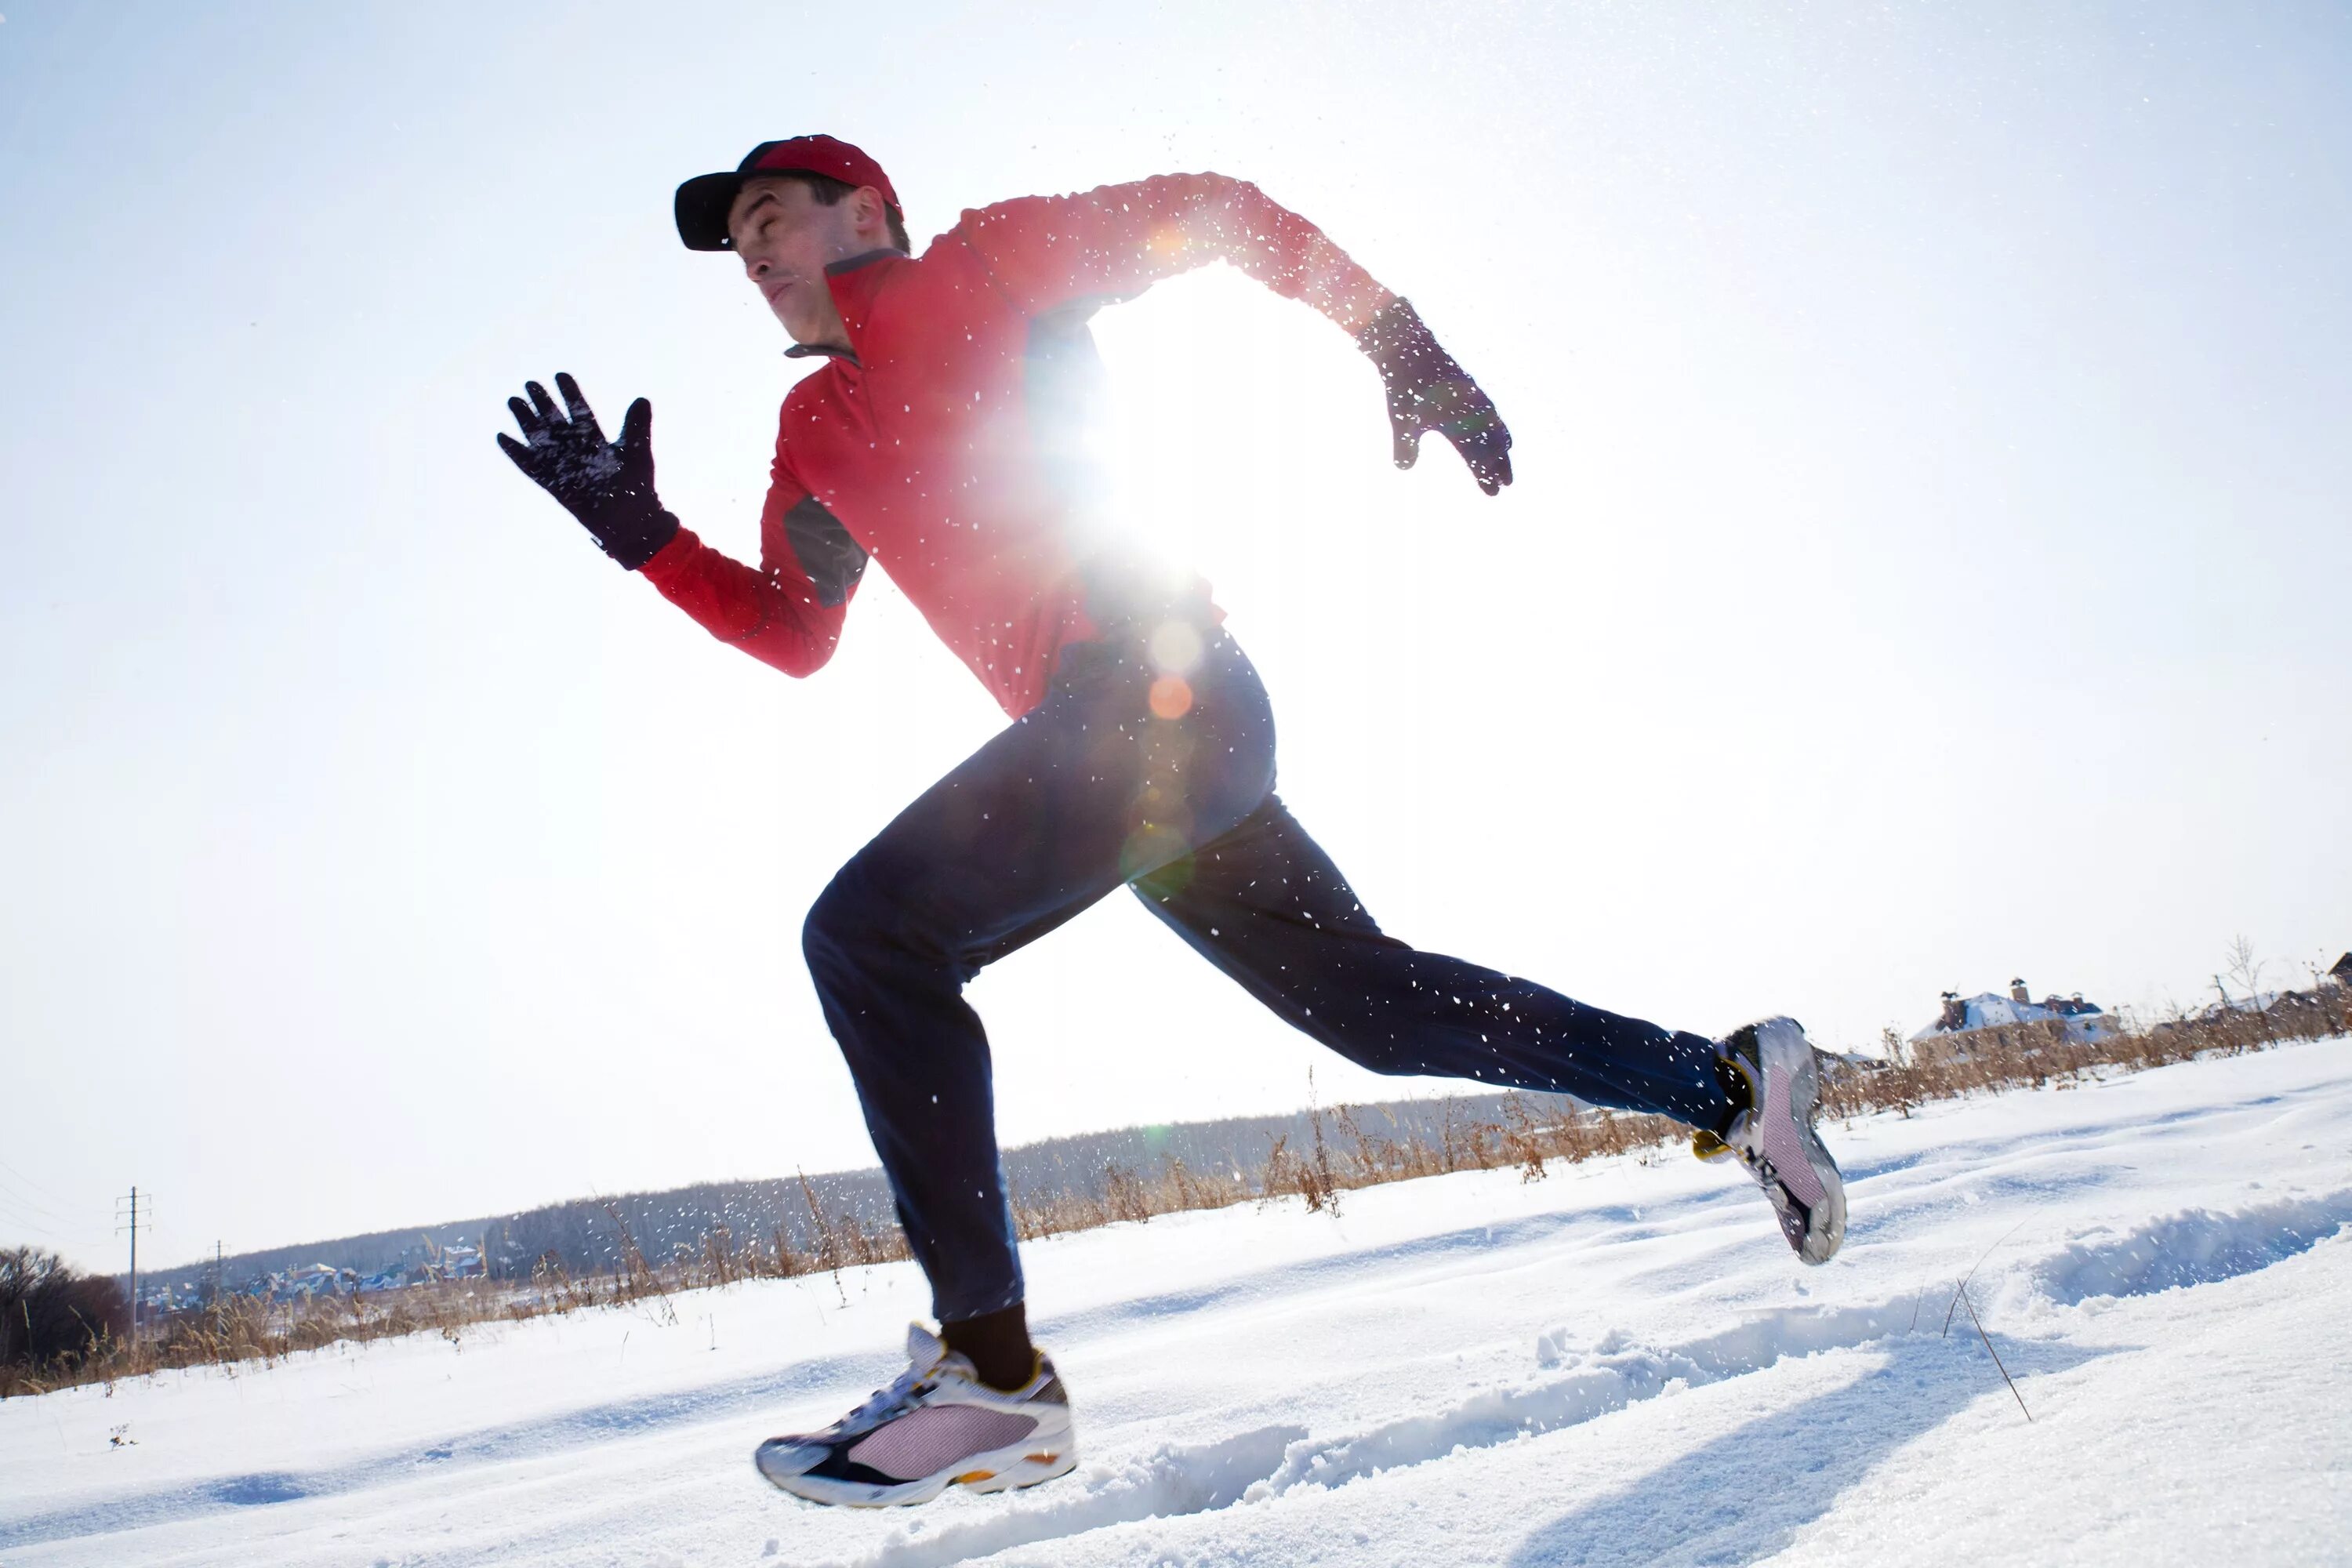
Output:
[5, 1040, 2350, 1568]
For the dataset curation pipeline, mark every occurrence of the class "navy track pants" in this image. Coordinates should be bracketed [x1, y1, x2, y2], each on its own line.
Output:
[801, 620, 1735, 1322]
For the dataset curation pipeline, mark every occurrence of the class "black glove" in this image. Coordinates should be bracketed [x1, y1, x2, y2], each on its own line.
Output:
[495, 372, 680, 569]
[1356, 299, 1514, 496]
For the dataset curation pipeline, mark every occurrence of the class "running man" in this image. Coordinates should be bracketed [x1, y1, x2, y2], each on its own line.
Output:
[496, 135, 1846, 1508]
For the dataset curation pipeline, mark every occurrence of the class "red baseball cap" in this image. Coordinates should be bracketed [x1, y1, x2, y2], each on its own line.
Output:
[674, 136, 902, 252]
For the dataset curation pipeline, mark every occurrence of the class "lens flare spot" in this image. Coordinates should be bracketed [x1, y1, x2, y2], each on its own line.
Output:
[1148, 619, 1204, 674]
[1149, 675, 1193, 720]
[1121, 826, 1192, 886]
[1120, 822, 1195, 884]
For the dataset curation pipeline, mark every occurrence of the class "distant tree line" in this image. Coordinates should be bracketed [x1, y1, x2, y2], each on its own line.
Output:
[140, 1089, 1580, 1290]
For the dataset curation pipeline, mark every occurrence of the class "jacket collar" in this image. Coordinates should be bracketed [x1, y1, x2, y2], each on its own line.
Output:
[782, 249, 906, 363]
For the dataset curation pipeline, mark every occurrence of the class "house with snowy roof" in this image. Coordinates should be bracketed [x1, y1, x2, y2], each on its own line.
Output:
[2327, 953, 2352, 989]
[1911, 977, 2117, 1055]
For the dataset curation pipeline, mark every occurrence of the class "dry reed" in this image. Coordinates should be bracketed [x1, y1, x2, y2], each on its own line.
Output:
[9, 988, 2343, 1399]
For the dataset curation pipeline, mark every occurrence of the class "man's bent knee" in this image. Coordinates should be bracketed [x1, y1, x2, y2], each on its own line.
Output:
[802, 849, 964, 995]
[802, 858, 893, 986]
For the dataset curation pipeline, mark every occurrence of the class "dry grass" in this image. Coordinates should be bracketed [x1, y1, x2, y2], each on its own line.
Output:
[1814, 985, 2350, 1123]
[9, 988, 2344, 1399]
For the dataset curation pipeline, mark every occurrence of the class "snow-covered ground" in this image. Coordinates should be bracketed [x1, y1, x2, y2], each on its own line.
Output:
[6, 1040, 2350, 1567]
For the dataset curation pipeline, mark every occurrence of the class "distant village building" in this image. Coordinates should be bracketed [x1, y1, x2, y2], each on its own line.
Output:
[1911, 977, 2117, 1056]
[137, 1282, 198, 1314]
[267, 1263, 361, 1301]
[2327, 953, 2352, 989]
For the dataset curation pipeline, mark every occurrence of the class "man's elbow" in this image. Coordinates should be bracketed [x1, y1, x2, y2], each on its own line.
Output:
[734, 624, 840, 680]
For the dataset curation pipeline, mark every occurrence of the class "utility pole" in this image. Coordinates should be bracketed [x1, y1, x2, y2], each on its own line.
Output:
[115, 1189, 153, 1339]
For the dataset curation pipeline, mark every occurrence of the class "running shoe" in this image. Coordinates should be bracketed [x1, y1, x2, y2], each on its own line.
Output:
[753, 1323, 1077, 1507]
[1700, 1016, 1848, 1264]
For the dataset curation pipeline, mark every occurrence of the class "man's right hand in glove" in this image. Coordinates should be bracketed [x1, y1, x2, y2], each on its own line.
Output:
[495, 372, 680, 569]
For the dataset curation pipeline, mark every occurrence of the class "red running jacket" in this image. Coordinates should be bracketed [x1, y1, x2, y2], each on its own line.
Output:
[637, 173, 1388, 717]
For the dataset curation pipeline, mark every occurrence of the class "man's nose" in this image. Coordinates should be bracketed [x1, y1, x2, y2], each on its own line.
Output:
[746, 255, 771, 280]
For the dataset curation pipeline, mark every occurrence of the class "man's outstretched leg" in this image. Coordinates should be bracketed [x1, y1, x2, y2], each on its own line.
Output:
[1133, 795, 1846, 1262]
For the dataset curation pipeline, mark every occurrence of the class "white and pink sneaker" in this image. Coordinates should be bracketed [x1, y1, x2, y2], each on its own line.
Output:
[1705, 1017, 1848, 1264]
[753, 1323, 1077, 1508]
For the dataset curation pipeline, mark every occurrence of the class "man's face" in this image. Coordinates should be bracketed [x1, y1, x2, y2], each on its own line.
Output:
[728, 176, 870, 345]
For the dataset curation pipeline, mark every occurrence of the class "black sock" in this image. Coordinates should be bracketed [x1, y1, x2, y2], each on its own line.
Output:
[1712, 1054, 1754, 1138]
[941, 1302, 1035, 1392]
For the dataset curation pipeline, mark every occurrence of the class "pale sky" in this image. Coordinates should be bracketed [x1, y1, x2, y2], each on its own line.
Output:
[2, 2, 2347, 1276]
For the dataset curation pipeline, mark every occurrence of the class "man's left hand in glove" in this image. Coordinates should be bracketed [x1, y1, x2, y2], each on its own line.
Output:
[1356, 299, 1515, 497]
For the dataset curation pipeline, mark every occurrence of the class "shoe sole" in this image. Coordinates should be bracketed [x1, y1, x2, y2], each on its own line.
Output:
[756, 1436, 1079, 1508]
[1754, 1017, 1847, 1265]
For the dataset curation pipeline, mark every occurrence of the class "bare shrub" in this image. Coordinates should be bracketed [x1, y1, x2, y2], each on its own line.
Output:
[0, 1249, 129, 1396]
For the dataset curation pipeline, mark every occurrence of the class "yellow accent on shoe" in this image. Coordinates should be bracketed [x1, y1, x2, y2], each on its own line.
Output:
[1692, 1129, 1733, 1163]
[954, 1469, 996, 1484]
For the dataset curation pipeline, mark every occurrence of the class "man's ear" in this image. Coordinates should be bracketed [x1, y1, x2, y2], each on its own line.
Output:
[853, 185, 890, 241]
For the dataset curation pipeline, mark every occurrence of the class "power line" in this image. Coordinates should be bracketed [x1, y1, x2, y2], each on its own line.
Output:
[0, 1188, 108, 1243]
[0, 1209, 111, 1250]
[0, 1172, 73, 1223]
[0, 1163, 110, 1252]
[0, 1152, 75, 1203]
[0, 1194, 67, 1227]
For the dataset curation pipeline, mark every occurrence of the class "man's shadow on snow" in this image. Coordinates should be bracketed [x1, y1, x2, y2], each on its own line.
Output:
[1506, 1326, 2110, 1568]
